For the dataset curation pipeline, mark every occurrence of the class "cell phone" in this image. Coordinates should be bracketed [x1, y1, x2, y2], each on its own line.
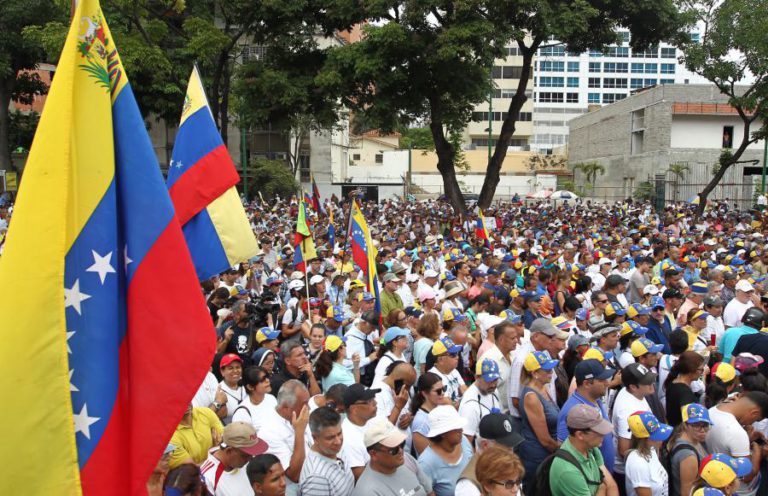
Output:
[394, 379, 405, 395]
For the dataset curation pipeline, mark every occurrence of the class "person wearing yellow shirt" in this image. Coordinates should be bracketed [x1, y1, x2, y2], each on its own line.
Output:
[169, 404, 225, 469]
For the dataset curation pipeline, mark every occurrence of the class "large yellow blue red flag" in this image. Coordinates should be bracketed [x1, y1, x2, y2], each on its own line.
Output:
[475, 209, 492, 249]
[167, 66, 258, 280]
[350, 200, 381, 315]
[293, 196, 317, 271]
[0, 1, 215, 494]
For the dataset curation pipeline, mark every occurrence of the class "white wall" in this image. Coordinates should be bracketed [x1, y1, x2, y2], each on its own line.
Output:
[670, 115, 765, 150]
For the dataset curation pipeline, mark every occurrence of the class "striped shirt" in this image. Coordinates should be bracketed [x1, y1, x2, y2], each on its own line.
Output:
[299, 448, 354, 496]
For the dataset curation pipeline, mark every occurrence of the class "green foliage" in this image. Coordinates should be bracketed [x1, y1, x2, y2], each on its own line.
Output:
[667, 162, 690, 180]
[244, 158, 298, 201]
[399, 127, 434, 150]
[572, 161, 606, 190]
[634, 181, 655, 201]
[8, 110, 39, 153]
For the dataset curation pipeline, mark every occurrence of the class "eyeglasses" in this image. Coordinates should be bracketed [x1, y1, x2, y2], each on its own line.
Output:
[597, 300, 609, 304]
[491, 479, 521, 490]
[431, 385, 448, 395]
[376, 442, 406, 455]
[689, 422, 711, 431]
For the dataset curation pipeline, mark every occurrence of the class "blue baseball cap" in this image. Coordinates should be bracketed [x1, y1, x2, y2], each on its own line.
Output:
[575, 359, 615, 381]
[477, 359, 501, 382]
[650, 296, 665, 309]
[382, 326, 409, 344]
[471, 269, 487, 278]
[404, 306, 423, 318]
[681, 403, 712, 425]
[360, 292, 375, 301]
[575, 308, 588, 321]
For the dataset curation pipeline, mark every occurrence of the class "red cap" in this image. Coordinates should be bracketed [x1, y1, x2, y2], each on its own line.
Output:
[220, 353, 243, 368]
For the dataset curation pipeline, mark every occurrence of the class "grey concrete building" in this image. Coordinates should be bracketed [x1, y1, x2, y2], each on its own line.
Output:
[568, 84, 765, 206]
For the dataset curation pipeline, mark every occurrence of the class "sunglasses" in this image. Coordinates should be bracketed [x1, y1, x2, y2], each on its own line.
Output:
[431, 385, 448, 395]
[377, 441, 406, 455]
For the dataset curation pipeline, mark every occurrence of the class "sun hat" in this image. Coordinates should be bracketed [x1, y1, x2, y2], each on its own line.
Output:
[426, 405, 468, 437]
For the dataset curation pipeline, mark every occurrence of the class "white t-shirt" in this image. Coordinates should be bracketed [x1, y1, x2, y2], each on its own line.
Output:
[219, 382, 246, 425]
[723, 299, 753, 328]
[201, 450, 255, 496]
[455, 479, 482, 496]
[611, 388, 651, 474]
[624, 448, 668, 496]
[428, 366, 465, 404]
[192, 371, 219, 408]
[458, 383, 501, 440]
[231, 394, 278, 432]
[706, 315, 726, 346]
[478, 345, 513, 414]
[341, 417, 369, 469]
[373, 351, 404, 386]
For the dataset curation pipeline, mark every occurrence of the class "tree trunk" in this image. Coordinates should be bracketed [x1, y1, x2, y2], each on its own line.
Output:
[0, 77, 15, 171]
[478, 40, 539, 209]
[428, 103, 466, 215]
[696, 121, 754, 216]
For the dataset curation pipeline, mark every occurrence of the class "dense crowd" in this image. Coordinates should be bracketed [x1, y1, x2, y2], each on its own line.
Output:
[8, 193, 768, 496]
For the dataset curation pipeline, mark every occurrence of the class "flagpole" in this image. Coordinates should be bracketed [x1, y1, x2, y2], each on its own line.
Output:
[341, 192, 358, 278]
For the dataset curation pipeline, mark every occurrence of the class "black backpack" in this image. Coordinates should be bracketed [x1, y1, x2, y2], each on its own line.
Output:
[530, 448, 604, 496]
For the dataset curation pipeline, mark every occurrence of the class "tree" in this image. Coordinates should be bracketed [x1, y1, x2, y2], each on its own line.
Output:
[399, 127, 434, 150]
[0, 0, 66, 170]
[634, 180, 655, 202]
[244, 158, 298, 200]
[572, 162, 606, 193]
[8, 110, 40, 154]
[680, 0, 768, 216]
[667, 162, 690, 201]
[320, 0, 683, 213]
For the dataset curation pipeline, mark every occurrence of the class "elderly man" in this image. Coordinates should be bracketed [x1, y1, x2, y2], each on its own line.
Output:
[677, 281, 708, 326]
[270, 341, 321, 396]
[259, 380, 312, 496]
[723, 279, 756, 328]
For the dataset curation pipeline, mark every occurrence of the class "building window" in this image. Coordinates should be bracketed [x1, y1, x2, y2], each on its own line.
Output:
[375, 153, 383, 164]
[661, 64, 676, 74]
[589, 50, 603, 58]
[603, 78, 628, 89]
[644, 63, 658, 74]
[352, 153, 361, 160]
[602, 93, 627, 104]
[723, 126, 734, 149]
[690, 33, 700, 43]
[588, 77, 601, 88]
[660, 47, 676, 58]
[567, 61, 580, 72]
[634, 47, 658, 58]
[539, 46, 565, 57]
[660, 78, 674, 84]
[604, 62, 629, 73]
[619, 31, 630, 43]
[539, 61, 565, 72]
[630, 78, 644, 89]
[471, 111, 532, 122]
[299, 155, 311, 182]
[242, 45, 267, 62]
[567, 77, 579, 88]
[606, 47, 629, 57]
[507, 46, 520, 56]
[589, 62, 601, 73]
[588, 93, 600, 104]
[566, 93, 579, 103]
[540, 76, 564, 87]
[538, 92, 564, 103]
[644, 78, 657, 86]
[631, 63, 644, 74]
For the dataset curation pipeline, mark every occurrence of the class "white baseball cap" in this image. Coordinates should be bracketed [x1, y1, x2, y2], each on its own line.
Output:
[643, 285, 660, 295]
[426, 405, 467, 437]
[735, 279, 754, 292]
[290, 271, 305, 281]
[309, 275, 325, 285]
[406, 273, 420, 283]
[424, 269, 439, 279]
[364, 418, 407, 448]
[288, 280, 305, 290]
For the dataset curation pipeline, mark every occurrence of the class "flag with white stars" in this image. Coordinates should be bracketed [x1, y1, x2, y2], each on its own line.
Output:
[0, 1, 215, 493]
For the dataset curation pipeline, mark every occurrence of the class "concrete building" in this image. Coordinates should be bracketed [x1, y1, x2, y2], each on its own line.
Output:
[568, 84, 766, 206]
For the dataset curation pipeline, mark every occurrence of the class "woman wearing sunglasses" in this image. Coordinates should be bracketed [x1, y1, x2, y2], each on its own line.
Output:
[474, 444, 525, 496]
[410, 372, 449, 456]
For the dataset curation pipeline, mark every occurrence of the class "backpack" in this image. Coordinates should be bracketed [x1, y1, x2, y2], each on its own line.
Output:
[660, 442, 698, 496]
[530, 448, 604, 496]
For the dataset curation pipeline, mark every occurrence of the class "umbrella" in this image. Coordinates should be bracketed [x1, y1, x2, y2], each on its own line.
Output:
[531, 189, 553, 199]
[550, 190, 578, 200]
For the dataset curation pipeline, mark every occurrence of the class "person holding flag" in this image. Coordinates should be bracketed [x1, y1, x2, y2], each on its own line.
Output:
[0, 1, 214, 493]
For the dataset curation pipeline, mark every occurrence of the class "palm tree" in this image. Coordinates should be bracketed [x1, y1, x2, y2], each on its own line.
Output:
[572, 162, 606, 194]
[667, 162, 690, 202]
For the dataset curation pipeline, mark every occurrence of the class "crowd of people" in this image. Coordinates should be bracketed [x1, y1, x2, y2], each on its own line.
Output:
[34, 193, 768, 496]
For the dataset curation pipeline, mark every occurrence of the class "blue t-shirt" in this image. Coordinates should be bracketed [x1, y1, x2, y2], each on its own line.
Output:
[413, 338, 434, 377]
[720, 325, 758, 362]
[417, 436, 473, 496]
[557, 391, 616, 473]
[321, 362, 355, 391]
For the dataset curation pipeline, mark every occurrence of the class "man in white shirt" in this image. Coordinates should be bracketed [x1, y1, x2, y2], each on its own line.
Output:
[428, 337, 467, 404]
[300, 407, 355, 496]
[459, 359, 502, 446]
[507, 319, 568, 417]
[478, 321, 521, 414]
[723, 280, 756, 328]
[258, 380, 312, 496]
[704, 295, 726, 346]
[611, 363, 656, 489]
[201, 421, 269, 496]
[341, 384, 381, 480]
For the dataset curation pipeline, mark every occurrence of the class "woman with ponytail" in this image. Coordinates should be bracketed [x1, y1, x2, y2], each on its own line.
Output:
[664, 351, 705, 427]
[314, 335, 360, 391]
[704, 362, 740, 408]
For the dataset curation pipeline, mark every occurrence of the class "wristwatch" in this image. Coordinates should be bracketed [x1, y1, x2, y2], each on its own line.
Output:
[212, 401, 223, 410]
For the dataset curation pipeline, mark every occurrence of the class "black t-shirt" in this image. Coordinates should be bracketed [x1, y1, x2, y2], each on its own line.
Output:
[220, 322, 256, 361]
[665, 382, 699, 427]
[733, 333, 768, 377]
[270, 367, 309, 396]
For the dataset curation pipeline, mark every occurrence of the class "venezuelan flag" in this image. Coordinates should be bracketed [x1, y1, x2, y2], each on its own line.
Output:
[293, 197, 317, 271]
[0, 1, 215, 493]
[311, 173, 326, 215]
[475, 209, 492, 249]
[350, 200, 381, 315]
[167, 66, 258, 280]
